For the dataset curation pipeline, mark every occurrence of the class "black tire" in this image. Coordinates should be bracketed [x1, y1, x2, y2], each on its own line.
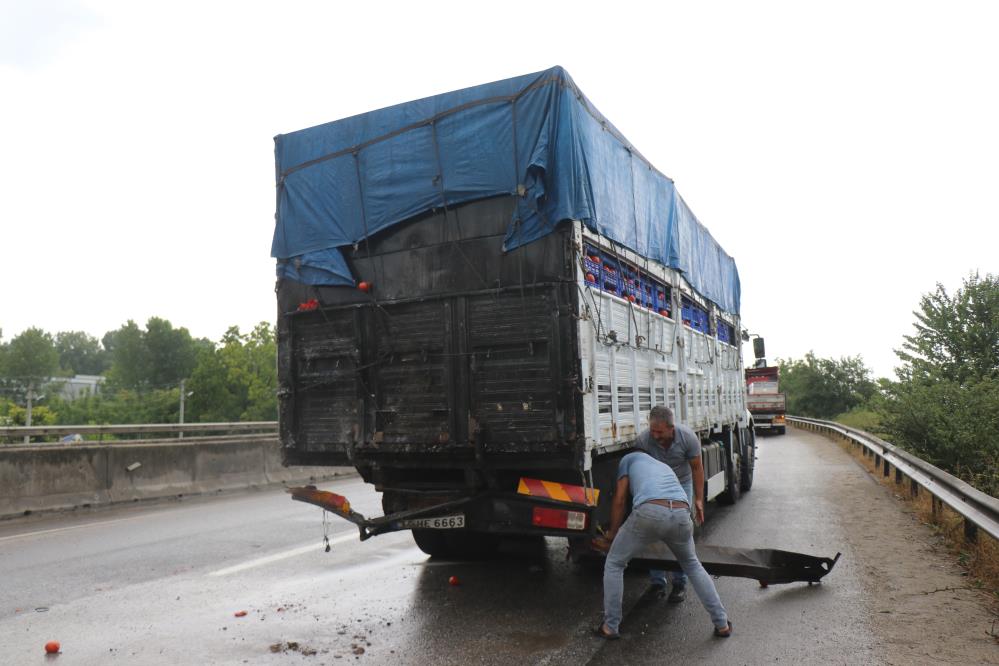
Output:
[412, 529, 449, 556]
[776, 426, 786, 435]
[740, 427, 755, 492]
[411, 529, 499, 559]
[718, 440, 742, 506]
[384, 493, 499, 559]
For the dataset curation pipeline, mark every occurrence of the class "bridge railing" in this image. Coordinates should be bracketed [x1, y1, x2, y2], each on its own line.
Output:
[0, 421, 278, 444]
[788, 416, 999, 544]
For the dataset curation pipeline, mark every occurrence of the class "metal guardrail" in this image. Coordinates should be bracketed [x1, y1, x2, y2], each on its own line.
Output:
[789, 416, 999, 544]
[0, 421, 278, 442]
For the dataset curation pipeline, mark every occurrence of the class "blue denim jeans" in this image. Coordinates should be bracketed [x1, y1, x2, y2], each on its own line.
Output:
[603, 502, 728, 634]
[649, 479, 693, 588]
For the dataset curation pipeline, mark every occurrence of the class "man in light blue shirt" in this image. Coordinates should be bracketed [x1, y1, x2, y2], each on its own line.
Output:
[596, 451, 731, 639]
[635, 406, 704, 601]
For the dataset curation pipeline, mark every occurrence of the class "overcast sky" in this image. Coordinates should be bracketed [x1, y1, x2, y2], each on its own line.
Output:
[2, 0, 997, 379]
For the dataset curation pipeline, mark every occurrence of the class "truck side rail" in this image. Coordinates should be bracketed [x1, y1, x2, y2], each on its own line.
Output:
[789, 416, 999, 542]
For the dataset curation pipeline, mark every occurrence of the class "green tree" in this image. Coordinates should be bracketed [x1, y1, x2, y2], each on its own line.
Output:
[2, 328, 60, 431]
[0, 329, 8, 395]
[895, 272, 999, 385]
[105, 318, 203, 391]
[881, 273, 999, 494]
[10, 321, 278, 430]
[187, 323, 277, 422]
[4, 328, 59, 387]
[104, 320, 148, 389]
[0, 402, 57, 427]
[143, 317, 201, 388]
[55, 330, 109, 376]
[778, 352, 878, 419]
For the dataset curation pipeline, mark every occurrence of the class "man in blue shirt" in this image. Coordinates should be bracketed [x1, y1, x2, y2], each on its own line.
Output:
[596, 451, 731, 639]
[635, 406, 703, 602]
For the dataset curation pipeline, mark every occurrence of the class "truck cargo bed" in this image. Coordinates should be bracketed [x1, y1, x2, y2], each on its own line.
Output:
[278, 197, 584, 474]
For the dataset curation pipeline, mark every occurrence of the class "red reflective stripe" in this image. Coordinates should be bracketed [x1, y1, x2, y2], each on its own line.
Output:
[521, 477, 548, 498]
[540, 480, 572, 502]
[518, 477, 599, 505]
[563, 485, 588, 504]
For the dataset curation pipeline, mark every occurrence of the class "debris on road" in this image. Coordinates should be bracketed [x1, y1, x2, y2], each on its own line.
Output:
[44, 641, 60, 654]
[234, 610, 247, 617]
[269, 641, 318, 656]
[448, 575, 461, 586]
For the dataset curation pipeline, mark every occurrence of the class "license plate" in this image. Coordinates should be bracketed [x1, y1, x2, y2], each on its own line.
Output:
[399, 514, 465, 530]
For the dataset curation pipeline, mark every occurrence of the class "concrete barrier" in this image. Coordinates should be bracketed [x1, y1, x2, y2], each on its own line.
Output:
[0, 438, 350, 520]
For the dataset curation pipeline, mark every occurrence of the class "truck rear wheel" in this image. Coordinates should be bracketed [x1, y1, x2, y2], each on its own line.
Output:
[740, 427, 755, 492]
[718, 452, 742, 505]
[718, 430, 742, 504]
[411, 529, 498, 559]
[411, 529, 448, 556]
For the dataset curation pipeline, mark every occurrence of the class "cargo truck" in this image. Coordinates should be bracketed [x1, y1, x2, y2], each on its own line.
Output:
[272, 67, 757, 559]
[745, 366, 786, 435]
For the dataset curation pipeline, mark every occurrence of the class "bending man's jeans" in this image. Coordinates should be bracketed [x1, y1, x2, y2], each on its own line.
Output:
[649, 479, 693, 588]
[603, 502, 728, 634]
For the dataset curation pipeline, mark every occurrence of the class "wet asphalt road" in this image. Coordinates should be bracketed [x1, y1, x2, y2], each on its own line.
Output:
[1, 432, 872, 665]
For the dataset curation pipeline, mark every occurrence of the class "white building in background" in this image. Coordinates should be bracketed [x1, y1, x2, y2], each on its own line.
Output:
[57, 375, 104, 401]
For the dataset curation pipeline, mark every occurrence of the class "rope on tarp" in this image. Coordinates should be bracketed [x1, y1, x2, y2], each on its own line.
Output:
[429, 120, 490, 291]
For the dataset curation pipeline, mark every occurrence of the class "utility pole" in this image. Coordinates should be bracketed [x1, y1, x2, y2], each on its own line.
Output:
[179, 379, 185, 439]
[24, 383, 33, 445]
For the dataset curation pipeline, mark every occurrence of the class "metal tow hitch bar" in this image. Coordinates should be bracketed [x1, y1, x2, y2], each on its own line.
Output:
[628, 543, 841, 586]
[289, 486, 481, 541]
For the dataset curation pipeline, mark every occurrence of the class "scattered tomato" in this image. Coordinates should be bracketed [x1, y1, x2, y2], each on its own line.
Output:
[448, 575, 460, 586]
[45, 641, 60, 654]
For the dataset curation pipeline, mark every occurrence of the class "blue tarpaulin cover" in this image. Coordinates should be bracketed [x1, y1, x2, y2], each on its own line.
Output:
[272, 67, 740, 314]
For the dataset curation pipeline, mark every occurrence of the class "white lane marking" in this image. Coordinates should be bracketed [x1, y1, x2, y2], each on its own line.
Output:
[208, 532, 358, 577]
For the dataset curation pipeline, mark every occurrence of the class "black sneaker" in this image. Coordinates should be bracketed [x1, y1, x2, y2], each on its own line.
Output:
[667, 584, 686, 603]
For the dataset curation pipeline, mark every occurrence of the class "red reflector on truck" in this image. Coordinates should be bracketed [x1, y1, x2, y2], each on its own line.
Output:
[517, 478, 600, 505]
[532, 507, 588, 530]
[288, 487, 351, 515]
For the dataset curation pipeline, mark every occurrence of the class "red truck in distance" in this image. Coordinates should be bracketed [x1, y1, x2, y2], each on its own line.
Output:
[745, 364, 786, 435]
[744, 337, 786, 435]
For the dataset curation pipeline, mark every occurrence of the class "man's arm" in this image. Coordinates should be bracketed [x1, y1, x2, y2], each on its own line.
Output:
[689, 455, 705, 525]
[606, 475, 630, 541]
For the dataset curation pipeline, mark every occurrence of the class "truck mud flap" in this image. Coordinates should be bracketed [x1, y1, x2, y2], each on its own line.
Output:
[628, 542, 840, 585]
